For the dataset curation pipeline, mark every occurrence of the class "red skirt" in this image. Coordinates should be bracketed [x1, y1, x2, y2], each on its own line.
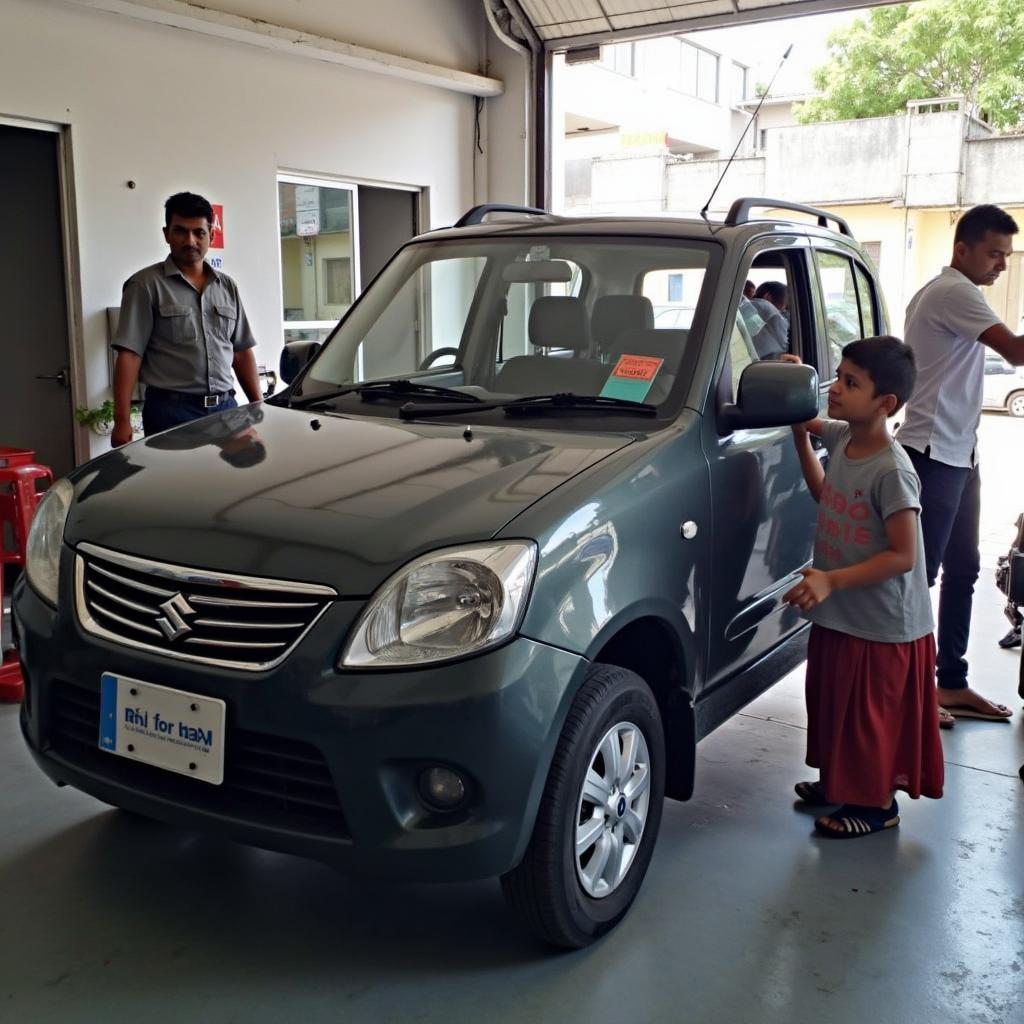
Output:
[805, 624, 944, 806]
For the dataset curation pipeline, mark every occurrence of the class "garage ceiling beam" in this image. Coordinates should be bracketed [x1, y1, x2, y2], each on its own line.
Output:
[517, 0, 910, 51]
[61, 0, 505, 97]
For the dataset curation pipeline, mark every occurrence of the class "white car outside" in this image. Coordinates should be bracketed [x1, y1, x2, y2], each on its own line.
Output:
[983, 350, 1024, 418]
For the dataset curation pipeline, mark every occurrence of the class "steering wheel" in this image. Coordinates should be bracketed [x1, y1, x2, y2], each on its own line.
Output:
[418, 347, 460, 371]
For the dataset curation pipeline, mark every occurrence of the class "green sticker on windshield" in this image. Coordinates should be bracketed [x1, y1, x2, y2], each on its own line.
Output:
[600, 355, 664, 402]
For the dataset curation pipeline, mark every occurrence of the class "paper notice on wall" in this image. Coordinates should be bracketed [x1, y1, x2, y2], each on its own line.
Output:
[210, 204, 224, 248]
[295, 185, 320, 236]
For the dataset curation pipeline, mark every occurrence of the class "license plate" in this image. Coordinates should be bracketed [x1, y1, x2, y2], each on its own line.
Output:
[99, 673, 226, 785]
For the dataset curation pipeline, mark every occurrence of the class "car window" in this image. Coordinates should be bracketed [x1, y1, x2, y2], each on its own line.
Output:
[303, 236, 718, 420]
[816, 251, 868, 374]
[853, 262, 877, 337]
[719, 251, 799, 403]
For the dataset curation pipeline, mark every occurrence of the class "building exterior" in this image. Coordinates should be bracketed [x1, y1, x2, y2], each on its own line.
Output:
[555, 41, 1024, 332]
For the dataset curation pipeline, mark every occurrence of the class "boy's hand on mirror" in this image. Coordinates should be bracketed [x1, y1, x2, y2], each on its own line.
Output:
[784, 568, 833, 610]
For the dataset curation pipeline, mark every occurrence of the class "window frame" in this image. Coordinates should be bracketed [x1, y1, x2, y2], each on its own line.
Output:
[277, 172, 362, 351]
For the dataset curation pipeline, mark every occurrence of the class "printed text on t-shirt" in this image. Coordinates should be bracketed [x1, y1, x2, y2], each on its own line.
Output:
[816, 480, 871, 563]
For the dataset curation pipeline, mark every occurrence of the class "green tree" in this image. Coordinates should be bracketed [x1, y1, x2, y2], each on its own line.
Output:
[795, 0, 1024, 130]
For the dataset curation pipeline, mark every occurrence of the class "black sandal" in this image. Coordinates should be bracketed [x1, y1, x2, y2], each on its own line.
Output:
[794, 780, 831, 805]
[815, 800, 900, 839]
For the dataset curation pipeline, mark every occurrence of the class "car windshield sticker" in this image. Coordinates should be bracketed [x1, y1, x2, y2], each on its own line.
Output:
[600, 355, 664, 402]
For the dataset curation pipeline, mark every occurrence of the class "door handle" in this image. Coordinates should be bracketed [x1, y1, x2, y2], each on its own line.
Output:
[36, 368, 70, 388]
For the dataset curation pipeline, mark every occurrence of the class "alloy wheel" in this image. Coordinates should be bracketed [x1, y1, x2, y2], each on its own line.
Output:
[574, 720, 651, 899]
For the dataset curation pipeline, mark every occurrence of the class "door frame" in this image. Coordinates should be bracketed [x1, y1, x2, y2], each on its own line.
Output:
[0, 114, 87, 467]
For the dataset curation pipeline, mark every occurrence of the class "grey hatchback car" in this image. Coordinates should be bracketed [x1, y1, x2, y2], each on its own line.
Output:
[15, 198, 887, 947]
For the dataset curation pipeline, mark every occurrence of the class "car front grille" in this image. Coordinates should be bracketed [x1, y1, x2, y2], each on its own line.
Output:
[74, 542, 335, 671]
[48, 677, 349, 836]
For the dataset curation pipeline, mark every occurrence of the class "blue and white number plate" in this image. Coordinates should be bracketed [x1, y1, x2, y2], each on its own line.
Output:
[99, 672, 226, 785]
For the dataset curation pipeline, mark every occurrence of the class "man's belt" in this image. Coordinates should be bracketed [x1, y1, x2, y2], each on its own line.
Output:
[145, 386, 235, 408]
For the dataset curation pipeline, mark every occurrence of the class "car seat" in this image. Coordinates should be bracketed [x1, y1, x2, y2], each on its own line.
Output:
[591, 295, 655, 360]
[495, 296, 608, 395]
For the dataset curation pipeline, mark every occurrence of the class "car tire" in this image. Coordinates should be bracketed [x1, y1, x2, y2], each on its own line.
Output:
[500, 662, 665, 949]
[1006, 391, 1024, 419]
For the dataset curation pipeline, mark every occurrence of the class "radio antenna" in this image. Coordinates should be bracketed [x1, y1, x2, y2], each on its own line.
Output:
[700, 44, 793, 225]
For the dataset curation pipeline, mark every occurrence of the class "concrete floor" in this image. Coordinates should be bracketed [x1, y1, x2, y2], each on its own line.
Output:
[1, 417, 1022, 1024]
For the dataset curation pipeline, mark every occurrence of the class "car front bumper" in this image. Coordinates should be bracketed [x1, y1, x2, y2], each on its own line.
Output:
[14, 557, 586, 882]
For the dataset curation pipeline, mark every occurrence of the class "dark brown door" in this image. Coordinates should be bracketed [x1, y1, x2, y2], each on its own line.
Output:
[0, 124, 75, 477]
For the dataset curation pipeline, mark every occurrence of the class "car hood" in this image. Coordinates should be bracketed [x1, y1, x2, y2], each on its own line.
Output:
[64, 403, 634, 593]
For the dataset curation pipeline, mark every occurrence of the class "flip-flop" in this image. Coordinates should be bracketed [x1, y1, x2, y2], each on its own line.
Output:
[794, 780, 832, 805]
[815, 800, 900, 839]
[942, 703, 1013, 721]
[937, 707, 955, 729]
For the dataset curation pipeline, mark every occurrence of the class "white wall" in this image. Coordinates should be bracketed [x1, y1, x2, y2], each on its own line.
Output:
[0, 0, 500, 455]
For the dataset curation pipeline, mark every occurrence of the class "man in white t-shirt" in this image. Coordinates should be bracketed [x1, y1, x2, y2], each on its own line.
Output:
[901, 205, 1024, 723]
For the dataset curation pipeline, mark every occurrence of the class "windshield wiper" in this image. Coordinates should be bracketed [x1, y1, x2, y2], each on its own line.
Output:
[399, 392, 657, 420]
[289, 379, 483, 409]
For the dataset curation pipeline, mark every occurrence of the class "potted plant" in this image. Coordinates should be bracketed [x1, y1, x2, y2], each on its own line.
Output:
[75, 400, 142, 437]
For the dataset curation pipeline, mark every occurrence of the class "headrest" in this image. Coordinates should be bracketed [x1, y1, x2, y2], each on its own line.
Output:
[608, 328, 689, 365]
[591, 295, 655, 349]
[528, 296, 591, 354]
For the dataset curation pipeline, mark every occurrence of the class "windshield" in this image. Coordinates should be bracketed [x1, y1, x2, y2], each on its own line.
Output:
[296, 235, 715, 419]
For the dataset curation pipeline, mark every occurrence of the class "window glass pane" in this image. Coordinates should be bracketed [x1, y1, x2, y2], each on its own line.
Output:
[643, 38, 679, 89]
[601, 42, 634, 76]
[279, 180, 356, 334]
[697, 49, 718, 102]
[679, 41, 698, 95]
[732, 62, 747, 103]
[305, 238, 715, 411]
[727, 313, 758, 401]
[817, 251, 864, 373]
[854, 263, 877, 336]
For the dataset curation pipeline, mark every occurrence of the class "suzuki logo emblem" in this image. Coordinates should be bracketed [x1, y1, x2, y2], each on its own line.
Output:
[155, 592, 197, 642]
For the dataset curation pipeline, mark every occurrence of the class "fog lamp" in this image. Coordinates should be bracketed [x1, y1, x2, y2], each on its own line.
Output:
[418, 766, 466, 810]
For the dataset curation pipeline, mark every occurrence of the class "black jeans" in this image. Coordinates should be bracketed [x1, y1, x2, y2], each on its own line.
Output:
[142, 390, 238, 436]
[904, 445, 980, 691]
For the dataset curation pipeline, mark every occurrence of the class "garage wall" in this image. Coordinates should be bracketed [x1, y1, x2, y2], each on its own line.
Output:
[0, 0, 498, 455]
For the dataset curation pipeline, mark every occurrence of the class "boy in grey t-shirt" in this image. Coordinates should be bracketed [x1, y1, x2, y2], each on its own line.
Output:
[781, 338, 943, 839]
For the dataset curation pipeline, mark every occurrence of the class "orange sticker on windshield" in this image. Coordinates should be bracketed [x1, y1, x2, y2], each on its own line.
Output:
[611, 355, 663, 381]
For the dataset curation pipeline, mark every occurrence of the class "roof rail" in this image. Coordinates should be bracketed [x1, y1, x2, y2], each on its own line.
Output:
[454, 203, 549, 227]
[725, 197, 853, 238]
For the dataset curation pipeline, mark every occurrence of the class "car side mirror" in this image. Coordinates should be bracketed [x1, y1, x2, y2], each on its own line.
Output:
[280, 340, 322, 385]
[719, 361, 819, 432]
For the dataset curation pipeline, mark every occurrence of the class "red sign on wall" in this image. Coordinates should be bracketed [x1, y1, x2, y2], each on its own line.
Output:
[210, 204, 224, 249]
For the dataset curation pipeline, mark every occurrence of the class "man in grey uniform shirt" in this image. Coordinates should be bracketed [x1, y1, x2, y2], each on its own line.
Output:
[901, 204, 1024, 722]
[111, 191, 262, 446]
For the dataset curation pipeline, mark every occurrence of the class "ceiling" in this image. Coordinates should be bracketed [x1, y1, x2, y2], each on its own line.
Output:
[510, 0, 906, 50]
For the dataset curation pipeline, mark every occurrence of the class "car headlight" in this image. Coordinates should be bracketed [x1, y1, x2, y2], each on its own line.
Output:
[25, 478, 74, 607]
[341, 542, 537, 668]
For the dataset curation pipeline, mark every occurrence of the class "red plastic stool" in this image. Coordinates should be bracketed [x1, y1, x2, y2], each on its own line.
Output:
[0, 447, 35, 469]
[0, 565, 24, 703]
[0, 463, 54, 567]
